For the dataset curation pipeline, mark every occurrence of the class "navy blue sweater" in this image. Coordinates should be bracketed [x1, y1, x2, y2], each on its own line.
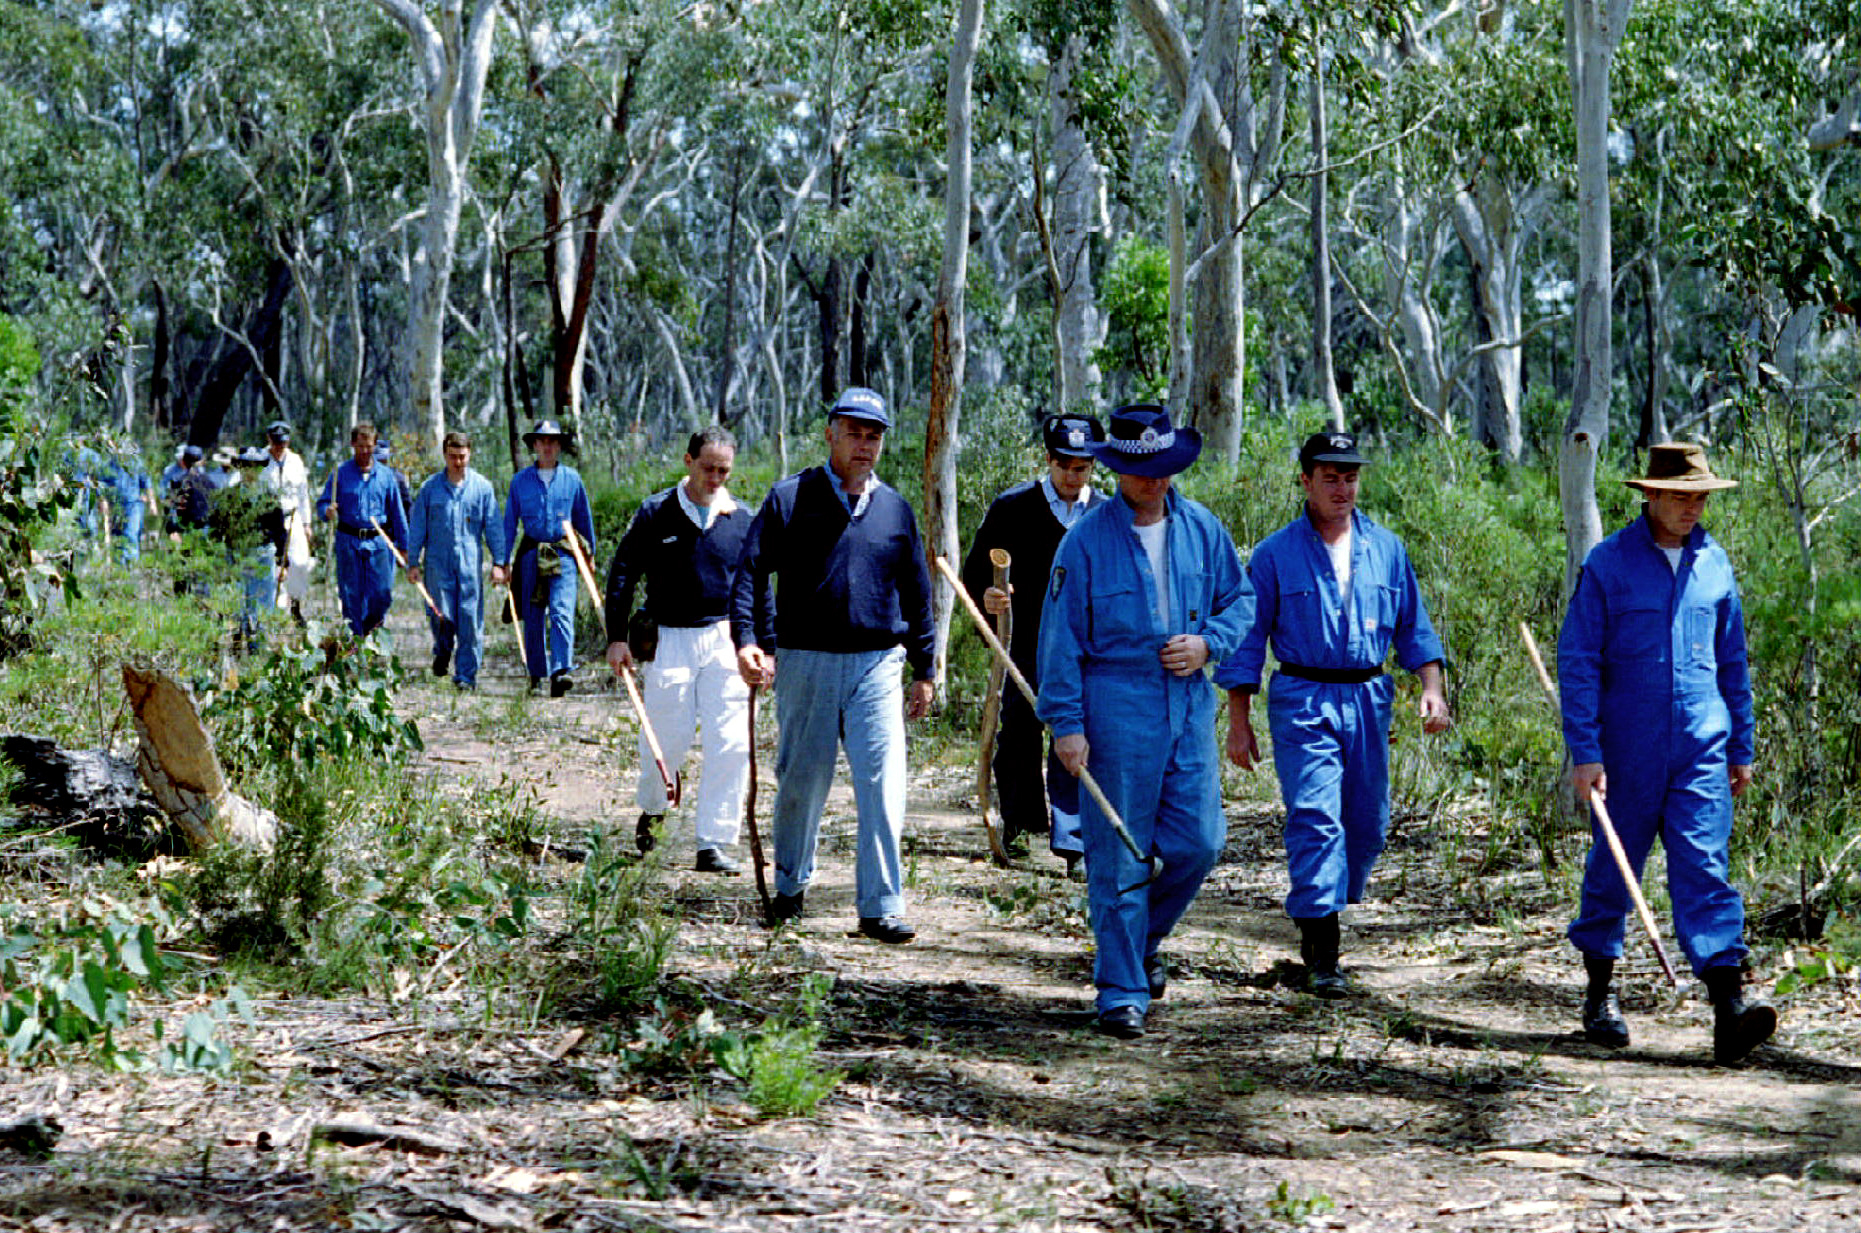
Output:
[730, 466, 937, 680]
[604, 485, 754, 633]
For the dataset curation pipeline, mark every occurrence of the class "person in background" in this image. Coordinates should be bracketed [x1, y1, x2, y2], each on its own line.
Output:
[261, 420, 314, 622]
[500, 420, 596, 696]
[315, 422, 408, 637]
[407, 431, 508, 691]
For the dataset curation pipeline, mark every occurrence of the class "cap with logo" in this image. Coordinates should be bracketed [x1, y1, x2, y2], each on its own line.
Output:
[1043, 414, 1105, 459]
[829, 386, 890, 429]
[1298, 430, 1367, 470]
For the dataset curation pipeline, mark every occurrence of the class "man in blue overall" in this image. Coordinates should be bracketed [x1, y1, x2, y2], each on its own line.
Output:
[1037, 404, 1252, 1039]
[501, 420, 596, 696]
[731, 387, 937, 944]
[1558, 442, 1775, 1064]
[102, 446, 155, 565]
[408, 431, 508, 691]
[962, 414, 1104, 873]
[1218, 431, 1450, 997]
[316, 422, 409, 637]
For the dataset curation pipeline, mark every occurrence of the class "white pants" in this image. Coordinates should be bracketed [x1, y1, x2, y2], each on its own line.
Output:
[278, 516, 313, 604]
[635, 621, 751, 851]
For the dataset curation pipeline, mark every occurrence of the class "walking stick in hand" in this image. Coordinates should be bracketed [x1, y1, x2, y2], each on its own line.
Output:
[1520, 622, 1682, 989]
[369, 516, 453, 635]
[974, 550, 1013, 866]
[506, 581, 528, 671]
[560, 519, 682, 807]
[744, 684, 772, 922]
[935, 555, 1162, 892]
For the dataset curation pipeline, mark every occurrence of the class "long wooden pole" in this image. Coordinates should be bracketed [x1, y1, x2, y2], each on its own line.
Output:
[370, 516, 452, 632]
[974, 549, 1013, 865]
[744, 685, 771, 921]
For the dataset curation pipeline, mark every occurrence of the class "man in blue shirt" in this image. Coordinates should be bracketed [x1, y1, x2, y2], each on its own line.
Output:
[606, 426, 755, 873]
[500, 420, 596, 696]
[408, 431, 508, 691]
[1218, 431, 1450, 997]
[1558, 442, 1774, 1064]
[316, 422, 409, 637]
[961, 414, 1104, 872]
[731, 387, 936, 944]
[1037, 404, 1252, 1040]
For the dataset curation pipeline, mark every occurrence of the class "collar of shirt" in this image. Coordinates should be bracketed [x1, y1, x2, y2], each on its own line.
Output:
[676, 479, 737, 529]
[830, 472, 879, 519]
[1040, 474, 1093, 528]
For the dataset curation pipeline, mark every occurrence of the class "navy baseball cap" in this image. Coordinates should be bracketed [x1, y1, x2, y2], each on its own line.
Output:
[830, 386, 890, 428]
[180, 444, 204, 462]
[266, 420, 292, 441]
[1043, 414, 1104, 459]
[1299, 430, 1367, 470]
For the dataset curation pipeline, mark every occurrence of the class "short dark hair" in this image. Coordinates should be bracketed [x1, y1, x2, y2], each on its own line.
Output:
[687, 426, 736, 458]
[443, 431, 472, 451]
[351, 422, 378, 444]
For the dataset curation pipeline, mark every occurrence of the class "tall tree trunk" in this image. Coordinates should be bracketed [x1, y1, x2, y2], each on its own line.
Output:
[850, 252, 873, 388]
[1451, 178, 1540, 461]
[1308, 42, 1342, 430]
[149, 280, 171, 431]
[1050, 33, 1105, 414]
[187, 259, 294, 449]
[714, 147, 745, 425]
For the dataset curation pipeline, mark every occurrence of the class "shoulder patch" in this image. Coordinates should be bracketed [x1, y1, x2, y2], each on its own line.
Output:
[1050, 566, 1066, 599]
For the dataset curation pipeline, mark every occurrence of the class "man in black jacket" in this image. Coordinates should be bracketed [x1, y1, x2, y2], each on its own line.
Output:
[961, 414, 1104, 871]
[605, 427, 755, 874]
[731, 387, 937, 943]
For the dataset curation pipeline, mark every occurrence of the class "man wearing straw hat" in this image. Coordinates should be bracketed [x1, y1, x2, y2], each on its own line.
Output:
[1558, 441, 1775, 1063]
[1036, 404, 1251, 1040]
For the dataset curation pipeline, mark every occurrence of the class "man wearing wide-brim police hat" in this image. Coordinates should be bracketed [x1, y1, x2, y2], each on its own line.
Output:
[1036, 404, 1253, 1039]
[500, 419, 596, 695]
[1557, 441, 1775, 1063]
[961, 412, 1106, 872]
[1217, 428, 1450, 998]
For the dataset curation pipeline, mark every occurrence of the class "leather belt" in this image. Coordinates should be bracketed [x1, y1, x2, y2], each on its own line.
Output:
[1276, 661, 1383, 685]
[336, 521, 380, 539]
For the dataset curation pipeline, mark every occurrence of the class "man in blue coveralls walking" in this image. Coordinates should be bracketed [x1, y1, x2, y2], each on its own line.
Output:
[501, 420, 596, 696]
[1219, 431, 1450, 997]
[1037, 404, 1251, 1040]
[316, 422, 409, 637]
[731, 387, 937, 945]
[1558, 442, 1776, 1064]
[408, 431, 508, 691]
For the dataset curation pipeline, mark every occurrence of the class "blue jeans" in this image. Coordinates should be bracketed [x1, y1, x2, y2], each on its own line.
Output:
[770, 647, 908, 920]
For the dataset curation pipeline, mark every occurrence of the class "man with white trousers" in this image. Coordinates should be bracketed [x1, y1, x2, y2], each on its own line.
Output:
[260, 420, 314, 621]
[605, 427, 755, 874]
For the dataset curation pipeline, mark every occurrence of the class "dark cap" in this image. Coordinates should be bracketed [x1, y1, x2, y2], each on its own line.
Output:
[265, 420, 292, 441]
[1042, 414, 1104, 459]
[1298, 430, 1367, 470]
[180, 444, 204, 462]
[829, 386, 890, 428]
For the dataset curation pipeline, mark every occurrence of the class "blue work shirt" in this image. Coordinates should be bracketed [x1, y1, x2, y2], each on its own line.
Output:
[1036, 488, 1252, 740]
[316, 460, 409, 549]
[1558, 514, 1755, 768]
[408, 469, 506, 575]
[501, 465, 595, 562]
[1214, 508, 1444, 691]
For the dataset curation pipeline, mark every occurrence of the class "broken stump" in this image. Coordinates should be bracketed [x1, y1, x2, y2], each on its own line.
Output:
[121, 665, 276, 851]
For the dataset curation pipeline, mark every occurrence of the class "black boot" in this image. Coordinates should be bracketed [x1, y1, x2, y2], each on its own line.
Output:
[1297, 913, 1349, 998]
[1703, 966, 1776, 1065]
[1580, 953, 1630, 1048]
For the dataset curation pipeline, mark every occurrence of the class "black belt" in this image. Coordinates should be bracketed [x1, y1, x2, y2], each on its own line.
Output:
[1276, 661, 1383, 685]
[336, 521, 379, 539]
[514, 534, 563, 558]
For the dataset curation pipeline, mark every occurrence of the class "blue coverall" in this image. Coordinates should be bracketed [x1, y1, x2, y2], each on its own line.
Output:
[316, 461, 409, 637]
[1214, 510, 1445, 920]
[1558, 515, 1755, 975]
[103, 461, 150, 563]
[408, 469, 507, 688]
[502, 465, 595, 680]
[1037, 490, 1251, 1014]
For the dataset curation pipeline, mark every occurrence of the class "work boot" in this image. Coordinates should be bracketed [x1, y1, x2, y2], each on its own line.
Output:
[549, 671, 573, 698]
[768, 890, 805, 924]
[1297, 913, 1349, 998]
[1144, 952, 1168, 1001]
[694, 847, 741, 875]
[1580, 953, 1631, 1048]
[635, 813, 663, 854]
[432, 651, 449, 678]
[1703, 966, 1777, 1065]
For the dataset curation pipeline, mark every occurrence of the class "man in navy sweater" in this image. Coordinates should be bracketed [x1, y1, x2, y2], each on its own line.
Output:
[731, 387, 937, 943]
[605, 426, 756, 874]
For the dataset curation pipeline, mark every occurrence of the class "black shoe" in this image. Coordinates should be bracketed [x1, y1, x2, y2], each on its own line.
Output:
[454, 680, 476, 692]
[1095, 1005, 1146, 1039]
[1581, 991, 1631, 1048]
[768, 890, 805, 923]
[528, 675, 543, 693]
[1061, 850, 1085, 882]
[1145, 953, 1168, 1001]
[695, 847, 741, 875]
[635, 813, 663, 854]
[1704, 966, 1777, 1064]
[858, 915, 917, 944]
[1297, 913, 1349, 997]
[432, 653, 449, 678]
[549, 672, 573, 698]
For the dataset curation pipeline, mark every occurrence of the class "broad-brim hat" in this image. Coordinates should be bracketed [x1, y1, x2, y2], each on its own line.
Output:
[522, 419, 569, 448]
[1042, 413, 1104, 459]
[1299, 430, 1367, 470]
[210, 445, 233, 467]
[1625, 441, 1737, 492]
[233, 445, 268, 467]
[1087, 404, 1202, 477]
[266, 420, 292, 441]
[829, 386, 890, 429]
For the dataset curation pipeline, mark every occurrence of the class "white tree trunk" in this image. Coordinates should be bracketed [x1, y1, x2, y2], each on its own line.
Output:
[1049, 34, 1105, 414]
[1308, 49, 1343, 430]
[1451, 178, 1545, 462]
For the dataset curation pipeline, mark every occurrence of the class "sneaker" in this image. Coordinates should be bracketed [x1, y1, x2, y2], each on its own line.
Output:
[635, 813, 664, 855]
[695, 847, 741, 875]
[857, 915, 917, 944]
[769, 890, 805, 923]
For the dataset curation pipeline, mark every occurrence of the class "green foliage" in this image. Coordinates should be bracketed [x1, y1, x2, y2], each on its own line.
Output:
[713, 974, 844, 1117]
[1267, 1180, 1336, 1224]
[567, 832, 677, 1013]
[0, 338, 75, 658]
[1097, 235, 1172, 400]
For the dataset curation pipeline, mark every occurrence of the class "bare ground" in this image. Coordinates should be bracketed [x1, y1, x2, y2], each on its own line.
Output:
[3, 600, 1859, 1232]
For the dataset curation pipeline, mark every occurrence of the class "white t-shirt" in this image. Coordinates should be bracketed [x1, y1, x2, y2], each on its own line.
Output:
[1135, 519, 1170, 628]
[1660, 545, 1683, 573]
[1326, 525, 1353, 592]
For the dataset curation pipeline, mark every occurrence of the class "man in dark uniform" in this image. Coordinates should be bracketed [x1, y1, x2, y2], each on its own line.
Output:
[961, 413, 1104, 871]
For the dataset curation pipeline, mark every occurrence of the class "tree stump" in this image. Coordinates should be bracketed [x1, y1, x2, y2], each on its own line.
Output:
[121, 666, 276, 851]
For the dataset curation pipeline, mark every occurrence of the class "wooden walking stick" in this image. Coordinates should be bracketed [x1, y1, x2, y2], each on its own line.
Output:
[1520, 622, 1683, 989]
[744, 684, 772, 922]
[369, 516, 453, 634]
[560, 519, 681, 806]
[935, 555, 1162, 891]
[505, 581, 528, 671]
[974, 549, 1014, 866]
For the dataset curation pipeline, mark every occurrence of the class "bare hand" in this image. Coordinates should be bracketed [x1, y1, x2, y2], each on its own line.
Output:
[1227, 723, 1260, 770]
[606, 641, 635, 674]
[407, 565, 422, 585]
[738, 646, 775, 688]
[982, 585, 1011, 616]
[1730, 763, 1754, 797]
[1054, 733, 1089, 777]
[1572, 762, 1606, 803]
[906, 679, 934, 721]
[490, 564, 509, 587]
[1419, 689, 1452, 734]
[1158, 634, 1208, 677]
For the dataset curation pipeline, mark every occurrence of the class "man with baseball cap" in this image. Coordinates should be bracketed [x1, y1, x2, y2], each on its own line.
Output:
[731, 386, 937, 944]
[1218, 429, 1450, 997]
[261, 420, 314, 621]
[1558, 441, 1774, 1063]
[1037, 404, 1252, 1039]
[961, 413, 1105, 871]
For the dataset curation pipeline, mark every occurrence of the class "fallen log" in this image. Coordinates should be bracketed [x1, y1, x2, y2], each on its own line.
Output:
[0, 733, 166, 854]
[121, 665, 276, 851]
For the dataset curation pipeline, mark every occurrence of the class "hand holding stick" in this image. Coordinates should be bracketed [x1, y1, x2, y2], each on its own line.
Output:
[973, 549, 1013, 866]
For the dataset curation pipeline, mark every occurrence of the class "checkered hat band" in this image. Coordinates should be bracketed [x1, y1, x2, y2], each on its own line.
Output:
[1111, 427, 1176, 454]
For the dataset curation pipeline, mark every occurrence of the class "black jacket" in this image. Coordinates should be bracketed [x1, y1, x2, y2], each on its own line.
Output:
[604, 485, 754, 634]
[960, 479, 1104, 674]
